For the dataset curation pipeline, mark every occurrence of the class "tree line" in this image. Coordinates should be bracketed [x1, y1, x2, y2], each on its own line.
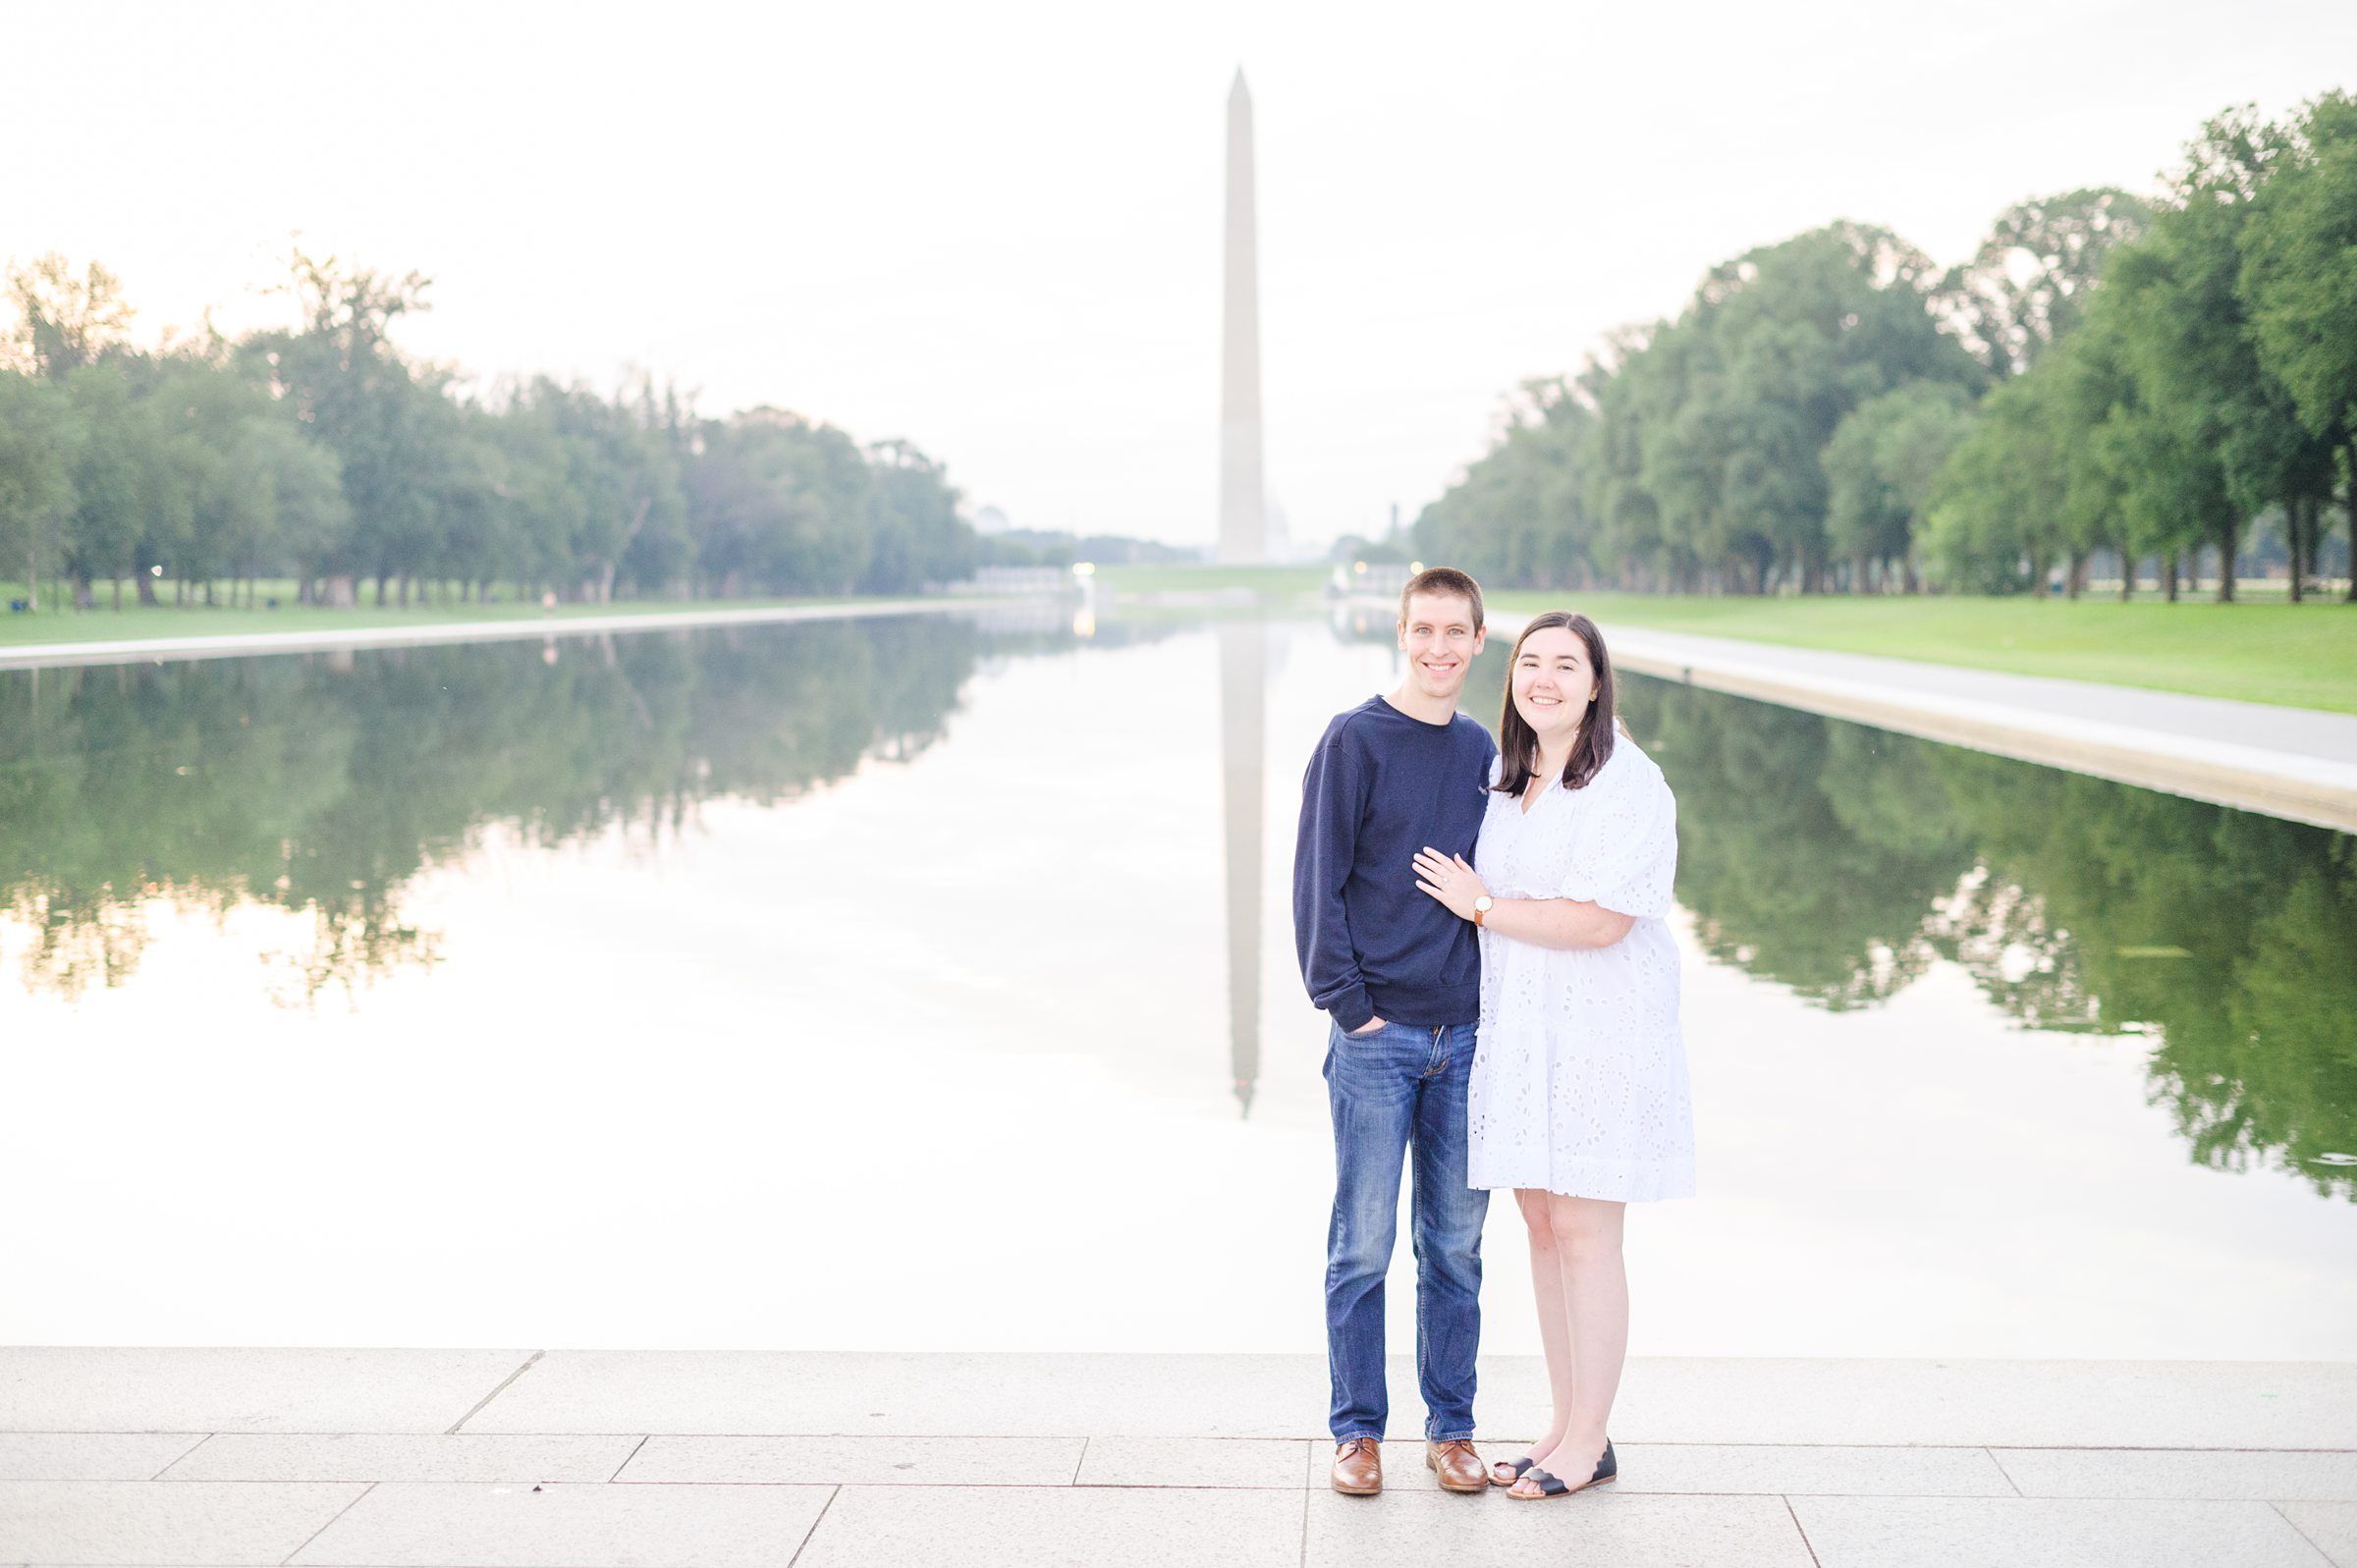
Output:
[1416, 93, 2357, 601]
[0, 253, 978, 612]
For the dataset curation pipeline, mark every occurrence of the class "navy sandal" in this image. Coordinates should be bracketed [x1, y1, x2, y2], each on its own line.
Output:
[1487, 1455, 1538, 1487]
[1507, 1439, 1617, 1501]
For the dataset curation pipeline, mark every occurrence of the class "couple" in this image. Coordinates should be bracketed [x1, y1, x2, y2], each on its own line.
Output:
[1292, 567, 1693, 1501]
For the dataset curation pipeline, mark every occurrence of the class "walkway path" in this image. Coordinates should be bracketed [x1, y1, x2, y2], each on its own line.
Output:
[5, 1350, 2352, 1566]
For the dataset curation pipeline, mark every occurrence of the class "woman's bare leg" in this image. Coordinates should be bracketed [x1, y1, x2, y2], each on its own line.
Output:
[1497, 1188, 1574, 1481]
[1515, 1194, 1625, 1494]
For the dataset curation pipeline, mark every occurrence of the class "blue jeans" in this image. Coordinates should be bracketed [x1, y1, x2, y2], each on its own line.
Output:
[1323, 1016, 1488, 1442]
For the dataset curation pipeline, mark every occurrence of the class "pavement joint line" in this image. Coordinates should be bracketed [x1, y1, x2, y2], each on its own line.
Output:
[1297, 1478, 1310, 1568]
[36, 1430, 2357, 1453]
[1783, 1494, 1826, 1568]
[57, 1433, 2357, 1452]
[605, 1434, 650, 1484]
[1070, 1434, 1088, 1486]
[1991, 1445, 2357, 1454]
[446, 1349, 543, 1434]
[277, 1477, 371, 1567]
[1989, 1446, 2026, 1497]
[2270, 1499, 2338, 1566]
[146, 1433, 213, 1481]
[787, 1483, 841, 1568]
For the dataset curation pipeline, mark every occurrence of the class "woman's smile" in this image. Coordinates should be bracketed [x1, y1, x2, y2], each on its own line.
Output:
[1511, 624, 1595, 734]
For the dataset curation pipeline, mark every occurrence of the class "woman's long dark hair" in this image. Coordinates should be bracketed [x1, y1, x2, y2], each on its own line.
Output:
[1493, 611, 1617, 796]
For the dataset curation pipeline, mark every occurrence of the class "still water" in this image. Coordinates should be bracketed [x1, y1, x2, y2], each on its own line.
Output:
[3, 604, 2352, 1359]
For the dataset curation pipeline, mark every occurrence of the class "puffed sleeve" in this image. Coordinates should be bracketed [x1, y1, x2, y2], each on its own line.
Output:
[1558, 752, 1678, 919]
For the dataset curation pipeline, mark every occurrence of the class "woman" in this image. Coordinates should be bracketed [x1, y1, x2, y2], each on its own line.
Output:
[1411, 611, 1692, 1501]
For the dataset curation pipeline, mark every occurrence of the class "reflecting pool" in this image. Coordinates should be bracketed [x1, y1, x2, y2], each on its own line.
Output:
[3, 603, 2352, 1359]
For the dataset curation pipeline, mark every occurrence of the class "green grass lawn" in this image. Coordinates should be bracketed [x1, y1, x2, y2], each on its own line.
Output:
[0, 564, 1326, 644]
[0, 583, 879, 649]
[1489, 590, 2357, 714]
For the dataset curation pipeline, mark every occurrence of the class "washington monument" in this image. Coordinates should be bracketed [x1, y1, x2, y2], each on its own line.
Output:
[1218, 73, 1266, 1116]
[1219, 69, 1266, 565]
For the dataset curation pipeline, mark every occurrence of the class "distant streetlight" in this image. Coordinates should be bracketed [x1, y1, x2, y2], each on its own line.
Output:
[1070, 562, 1096, 578]
[148, 565, 162, 576]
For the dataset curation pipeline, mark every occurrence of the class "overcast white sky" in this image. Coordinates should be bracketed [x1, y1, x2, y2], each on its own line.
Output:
[7, 0, 2352, 551]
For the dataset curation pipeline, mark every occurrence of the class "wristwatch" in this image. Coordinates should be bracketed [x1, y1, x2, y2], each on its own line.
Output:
[1472, 894, 1494, 928]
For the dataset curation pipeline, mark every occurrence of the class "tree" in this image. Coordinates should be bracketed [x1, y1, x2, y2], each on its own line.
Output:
[616, 378, 697, 597]
[685, 409, 873, 596]
[1923, 374, 2060, 594]
[226, 412, 349, 604]
[1584, 331, 1681, 588]
[1436, 223, 1985, 594]
[1672, 224, 1985, 591]
[0, 371, 82, 607]
[1824, 380, 1974, 591]
[1936, 189, 2152, 378]
[864, 438, 976, 593]
[148, 349, 304, 604]
[250, 252, 441, 603]
[2240, 90, 2357, 601]
[433, 406, 521, 601]
[1415, 377, 1598, 588]
[2108, 107, 2331, 602]
[58, 362, 189, 609]
[5, 254, 134, 379]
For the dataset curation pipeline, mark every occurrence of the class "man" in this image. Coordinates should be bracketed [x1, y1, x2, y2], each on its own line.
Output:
[1292, 567, 1497, 1497]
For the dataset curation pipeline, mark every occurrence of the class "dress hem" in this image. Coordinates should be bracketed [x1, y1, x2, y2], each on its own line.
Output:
[1470, 1181, 1696, 1203]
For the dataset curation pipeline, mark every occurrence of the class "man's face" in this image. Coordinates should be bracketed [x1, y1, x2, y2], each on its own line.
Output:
[1398, 591, 1485, 702]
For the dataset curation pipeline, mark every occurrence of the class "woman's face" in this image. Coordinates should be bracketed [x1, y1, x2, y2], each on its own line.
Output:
[1511, 624, 1596, 744]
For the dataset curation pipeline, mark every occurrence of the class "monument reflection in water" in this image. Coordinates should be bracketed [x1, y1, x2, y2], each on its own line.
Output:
[1220, 618, 1276, 1117]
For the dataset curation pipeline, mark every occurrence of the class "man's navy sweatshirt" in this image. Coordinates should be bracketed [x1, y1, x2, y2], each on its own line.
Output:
[1292, 695, 1499, 1033]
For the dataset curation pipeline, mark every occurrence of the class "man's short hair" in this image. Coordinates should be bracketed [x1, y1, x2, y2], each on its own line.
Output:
[1398, 567, 1485, 629]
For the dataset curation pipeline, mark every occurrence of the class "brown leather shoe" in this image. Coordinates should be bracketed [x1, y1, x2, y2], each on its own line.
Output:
[1331, 1437, 1382, 1495]
[1427, 1438, 1487, 1493]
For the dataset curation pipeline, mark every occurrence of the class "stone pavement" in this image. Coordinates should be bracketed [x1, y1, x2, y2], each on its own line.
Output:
[5, 1350, 2355, 1566]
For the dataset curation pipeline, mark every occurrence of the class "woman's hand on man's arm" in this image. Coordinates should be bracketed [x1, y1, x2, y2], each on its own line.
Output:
[1410, 847, 1635, 950]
